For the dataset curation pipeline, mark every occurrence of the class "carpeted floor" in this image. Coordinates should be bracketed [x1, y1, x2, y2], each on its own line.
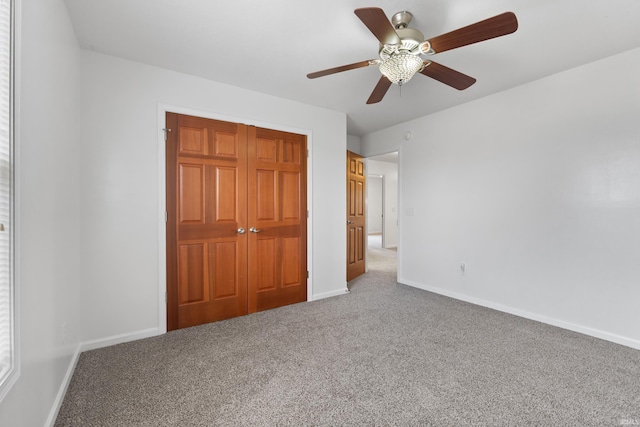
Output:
[55, 247, 640, 426]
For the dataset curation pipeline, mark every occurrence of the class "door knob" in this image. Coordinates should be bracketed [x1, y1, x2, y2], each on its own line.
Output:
[249, 227, 262, 233]
[347, 220, 353, 225]
[237, 228, 246, 234]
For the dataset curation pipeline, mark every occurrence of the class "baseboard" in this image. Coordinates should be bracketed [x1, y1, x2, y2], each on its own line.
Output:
[399, 277, 640, 351]
[44, 345, 81, 427]
[45, 327, 162, 427]
[79, 327, 161, 353]
[312, 287, 350, 301]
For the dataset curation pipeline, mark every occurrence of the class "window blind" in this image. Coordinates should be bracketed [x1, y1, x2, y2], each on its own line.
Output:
[0, 0, 14, 392]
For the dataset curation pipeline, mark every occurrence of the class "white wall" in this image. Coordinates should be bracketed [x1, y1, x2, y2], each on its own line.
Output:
[0, 0, 83, 426]
[78, 51, 348, 342]
[367, 176, 383, 234]
[347, 134, 361, 154]
[362, 47, 640, 348]
[367, 160, 398, 248]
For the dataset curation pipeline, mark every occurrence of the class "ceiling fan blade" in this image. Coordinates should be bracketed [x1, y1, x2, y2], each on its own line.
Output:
[420, 61, 476, 90]
[427, 12, 518, 54]
[354, 7, 400, 46]
[307, 60, 374, 79]
[367, 76, 392, 104]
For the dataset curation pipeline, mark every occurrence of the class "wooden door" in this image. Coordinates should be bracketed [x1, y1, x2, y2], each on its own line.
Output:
[347, 151, 366, 281]
[166, 113, 248, 330]
[247, 127, 307, 312]
[166, 113, 307, 330]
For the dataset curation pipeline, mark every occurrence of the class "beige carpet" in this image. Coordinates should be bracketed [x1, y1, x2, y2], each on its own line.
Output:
[55, 248, 640, 426]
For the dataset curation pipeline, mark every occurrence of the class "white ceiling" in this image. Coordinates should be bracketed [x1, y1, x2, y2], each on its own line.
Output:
[63, 0, 640, 136]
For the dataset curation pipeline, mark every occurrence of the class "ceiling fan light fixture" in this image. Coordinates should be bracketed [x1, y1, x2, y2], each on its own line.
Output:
[419, 40, 434, 55]
[379, 52, 424, 85]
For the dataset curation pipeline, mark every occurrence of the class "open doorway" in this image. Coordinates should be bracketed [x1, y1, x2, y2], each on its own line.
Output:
[366, 152, 398, 274]
[367, 175, 383, 249]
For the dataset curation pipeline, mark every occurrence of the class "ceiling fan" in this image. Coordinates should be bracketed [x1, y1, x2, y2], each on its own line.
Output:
[307, 8, 518, 104]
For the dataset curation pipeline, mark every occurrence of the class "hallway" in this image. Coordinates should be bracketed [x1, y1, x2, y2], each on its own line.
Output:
[366, 234, 397, 275]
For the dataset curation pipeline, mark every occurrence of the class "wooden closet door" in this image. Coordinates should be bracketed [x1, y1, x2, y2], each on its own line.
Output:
[166, 113, 248, 330]
[247, 127, 307, 312]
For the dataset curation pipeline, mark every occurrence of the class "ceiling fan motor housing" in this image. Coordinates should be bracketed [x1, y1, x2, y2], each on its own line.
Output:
[379, 26, 425, 59]
[397, 27, 424, 51]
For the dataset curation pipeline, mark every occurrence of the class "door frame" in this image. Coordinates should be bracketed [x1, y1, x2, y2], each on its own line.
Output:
[156, 104, 314, 334]
[364, 150, 402, 278]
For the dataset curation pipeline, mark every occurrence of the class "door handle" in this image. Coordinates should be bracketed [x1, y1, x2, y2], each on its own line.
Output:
[237, 228, 246, 234]
[249, 227, 262, 233]
[347, 220, 353, 225]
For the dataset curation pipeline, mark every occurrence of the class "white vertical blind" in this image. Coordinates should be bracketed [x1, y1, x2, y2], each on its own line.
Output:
[0, 0, 13, 391]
